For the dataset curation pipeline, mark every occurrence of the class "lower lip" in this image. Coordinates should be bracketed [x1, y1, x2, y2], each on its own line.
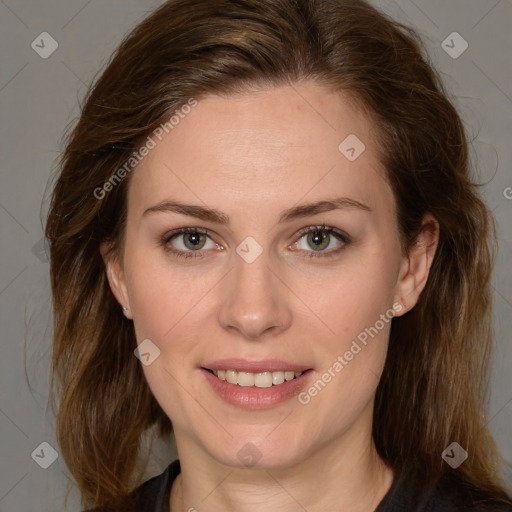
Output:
[201, 368, 313, 409]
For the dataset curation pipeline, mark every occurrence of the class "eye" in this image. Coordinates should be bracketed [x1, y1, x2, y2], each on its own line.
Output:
[290, 224, 350, 259]
[161, 227, 221, 259]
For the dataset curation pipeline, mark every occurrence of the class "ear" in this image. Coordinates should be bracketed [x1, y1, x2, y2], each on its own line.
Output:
[100, 240, 133, 319]
[394, 213, 439, 316]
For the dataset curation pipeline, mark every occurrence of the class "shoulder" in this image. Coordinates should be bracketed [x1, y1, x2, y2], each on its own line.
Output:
[377, 467, 512, 512]
[82, 460, 181, 512]
[432, 472, 512, 511]
[128, 459, 181, 512]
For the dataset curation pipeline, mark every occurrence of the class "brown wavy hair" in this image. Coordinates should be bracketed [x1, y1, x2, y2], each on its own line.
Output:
[45, 0, 511, 509]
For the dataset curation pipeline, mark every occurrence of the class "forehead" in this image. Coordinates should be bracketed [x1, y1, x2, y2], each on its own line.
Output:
[126, 82, 392, 222]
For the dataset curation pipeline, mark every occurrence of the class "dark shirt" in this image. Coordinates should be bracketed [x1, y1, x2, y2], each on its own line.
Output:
[128, 459, 512, 511]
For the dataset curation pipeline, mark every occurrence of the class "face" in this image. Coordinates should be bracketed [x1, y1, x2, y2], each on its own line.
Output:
[103, 82, 431, 470]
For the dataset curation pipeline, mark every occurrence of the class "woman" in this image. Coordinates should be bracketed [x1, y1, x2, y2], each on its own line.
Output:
[45, 0, 512, 510]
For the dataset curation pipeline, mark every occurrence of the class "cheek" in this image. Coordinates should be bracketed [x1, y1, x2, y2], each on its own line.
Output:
[296, 248, 398, 413]
[123, 239, 206, 342]
[298, 252, 399, 349]
[296, 297, 393, 440]
[128, 271, 176, 343]
[123, 251, 207, 425]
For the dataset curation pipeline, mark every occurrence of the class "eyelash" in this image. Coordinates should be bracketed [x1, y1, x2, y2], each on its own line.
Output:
[160, 225, 351, 260]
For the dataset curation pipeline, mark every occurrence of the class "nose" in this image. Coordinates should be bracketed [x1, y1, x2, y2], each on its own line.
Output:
[218, 250, 292, 341]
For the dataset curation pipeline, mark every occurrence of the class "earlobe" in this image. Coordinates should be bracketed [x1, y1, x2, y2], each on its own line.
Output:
[394, 213, 439, 316]
[100, 241, 132, 319]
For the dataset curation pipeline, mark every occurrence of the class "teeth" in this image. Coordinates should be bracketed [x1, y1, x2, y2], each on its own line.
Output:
[225, 370, 237, 384]
[212, 369, 304, 387]
[272, 371, 285, 385]
[238, 372, 255, 387]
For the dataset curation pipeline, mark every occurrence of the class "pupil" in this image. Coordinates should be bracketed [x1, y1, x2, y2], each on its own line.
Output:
[310, 230, 327, 250]
[183, 232, 204, 250]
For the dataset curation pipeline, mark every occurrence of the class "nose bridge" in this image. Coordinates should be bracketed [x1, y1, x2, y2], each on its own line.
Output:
[218, 241, 290, 339]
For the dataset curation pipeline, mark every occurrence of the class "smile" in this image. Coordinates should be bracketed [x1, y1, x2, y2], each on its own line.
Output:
[209, 369, 303, 387]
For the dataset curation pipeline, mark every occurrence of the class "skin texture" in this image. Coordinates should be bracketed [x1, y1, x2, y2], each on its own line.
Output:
[101, 82, 439, 512]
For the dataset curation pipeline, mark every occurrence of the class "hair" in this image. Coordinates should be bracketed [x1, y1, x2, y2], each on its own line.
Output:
[45, 0, 511, 510]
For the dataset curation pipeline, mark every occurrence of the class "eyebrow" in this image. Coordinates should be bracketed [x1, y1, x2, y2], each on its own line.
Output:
[142, 197, 372, 225]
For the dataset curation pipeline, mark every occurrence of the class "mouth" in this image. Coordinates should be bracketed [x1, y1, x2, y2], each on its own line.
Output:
[202, 368, 306, 388]
[201, 365, 314, 409]
[200, 359, 314, 408]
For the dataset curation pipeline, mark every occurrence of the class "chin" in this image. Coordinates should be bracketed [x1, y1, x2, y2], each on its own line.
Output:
[202, 432, 310, 471]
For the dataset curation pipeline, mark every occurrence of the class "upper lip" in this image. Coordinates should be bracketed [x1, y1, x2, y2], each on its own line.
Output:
[202, 359, 312, 373]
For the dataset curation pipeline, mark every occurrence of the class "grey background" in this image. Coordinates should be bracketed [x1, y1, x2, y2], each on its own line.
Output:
[0, 0, 511, 510]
